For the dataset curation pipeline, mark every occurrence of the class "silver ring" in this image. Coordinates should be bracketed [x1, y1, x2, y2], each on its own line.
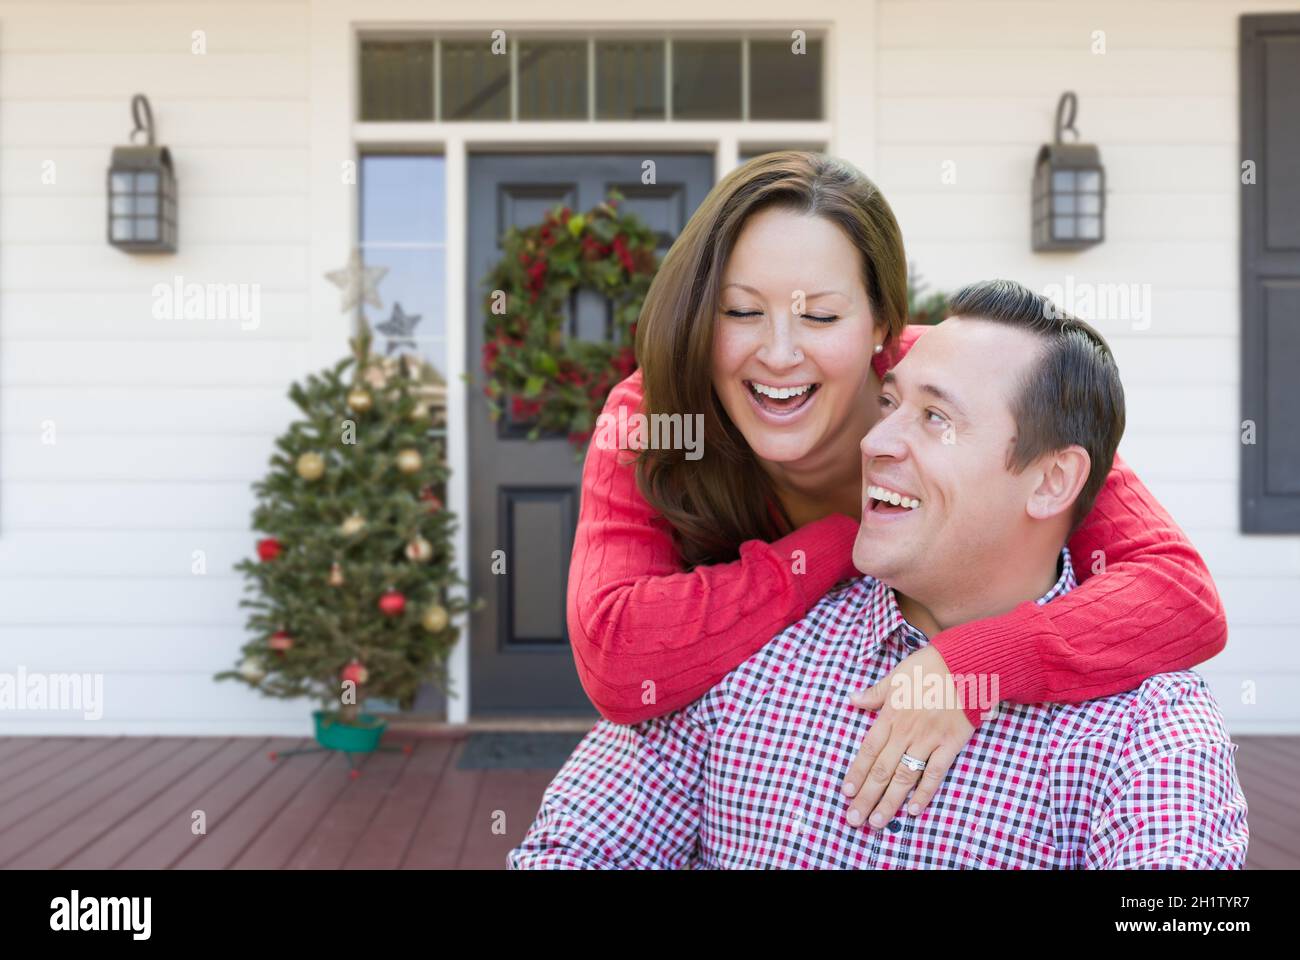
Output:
[899, 753, 927, 773]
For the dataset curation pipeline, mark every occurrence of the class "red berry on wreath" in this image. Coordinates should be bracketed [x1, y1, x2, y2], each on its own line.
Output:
[378, 590, 406, 617]
[257, 537, 283, 562]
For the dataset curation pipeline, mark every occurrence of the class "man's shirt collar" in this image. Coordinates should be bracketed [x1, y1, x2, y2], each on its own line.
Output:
[862, 547, 1077, 659]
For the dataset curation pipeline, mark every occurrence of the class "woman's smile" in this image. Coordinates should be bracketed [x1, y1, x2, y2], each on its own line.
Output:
[743, 379, 822, 421]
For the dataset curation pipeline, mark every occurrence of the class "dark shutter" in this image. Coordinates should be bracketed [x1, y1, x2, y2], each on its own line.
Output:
[1241, 14, 1300, 532]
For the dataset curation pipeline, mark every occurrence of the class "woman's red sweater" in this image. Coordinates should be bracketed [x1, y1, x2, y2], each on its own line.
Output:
[566, 325, 1227, 725]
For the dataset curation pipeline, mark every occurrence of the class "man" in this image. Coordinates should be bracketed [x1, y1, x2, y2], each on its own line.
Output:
[510, 279, 1248, 869]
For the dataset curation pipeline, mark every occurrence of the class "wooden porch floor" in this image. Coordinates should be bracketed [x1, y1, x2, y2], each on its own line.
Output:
[1, 733, 1296, 869]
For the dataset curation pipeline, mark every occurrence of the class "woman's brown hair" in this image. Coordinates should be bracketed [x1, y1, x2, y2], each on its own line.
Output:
[634, 150, 909, 568]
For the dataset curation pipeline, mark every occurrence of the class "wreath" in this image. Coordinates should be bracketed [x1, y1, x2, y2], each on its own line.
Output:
[479, 190, 660, 448]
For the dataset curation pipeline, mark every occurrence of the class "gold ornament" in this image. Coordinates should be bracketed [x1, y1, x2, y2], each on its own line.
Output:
[404, 536, 433, 563]
[340, 513, 367, 536]
[296, 452, 325, 481]
[347, 387, 373, 413]
[328, 561, 345, 586]
[409, 401, 431, 424]
[421, 604, 450, 633]
[396, 449, 422, 474]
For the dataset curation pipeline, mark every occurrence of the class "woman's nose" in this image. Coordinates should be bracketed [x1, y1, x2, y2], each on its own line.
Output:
[755, 316, 804, 369]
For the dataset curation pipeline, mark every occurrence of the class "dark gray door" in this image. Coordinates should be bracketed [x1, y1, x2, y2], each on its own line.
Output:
[1241, 15, 1300, 532]
[467, 152, 714, 716]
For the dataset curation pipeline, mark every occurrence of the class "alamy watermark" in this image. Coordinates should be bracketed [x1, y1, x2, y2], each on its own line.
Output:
[886, 666, 1002, 722]
[152, 274, 261, 330]
[592, 406, 704, 460]
[1041, 275, 1152, 331]
[0, 666, 104, 720]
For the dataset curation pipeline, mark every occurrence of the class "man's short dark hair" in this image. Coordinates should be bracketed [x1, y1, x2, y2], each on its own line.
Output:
[946, 278, 1126, 528]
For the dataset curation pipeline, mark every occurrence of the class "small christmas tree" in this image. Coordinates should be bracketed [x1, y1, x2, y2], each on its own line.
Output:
[217, 320, 467, 726]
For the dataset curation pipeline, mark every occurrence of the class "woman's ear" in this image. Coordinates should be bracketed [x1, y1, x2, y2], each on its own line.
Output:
[1026, 446, 1091, 521]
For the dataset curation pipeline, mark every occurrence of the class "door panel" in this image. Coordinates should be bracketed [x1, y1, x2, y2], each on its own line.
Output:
[467, 152, 714, 715]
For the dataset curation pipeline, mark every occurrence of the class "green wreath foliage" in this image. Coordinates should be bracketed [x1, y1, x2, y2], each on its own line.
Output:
[479, 190, 660, 446]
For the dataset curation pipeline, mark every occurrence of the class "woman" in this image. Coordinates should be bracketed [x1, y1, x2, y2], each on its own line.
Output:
[567, 151, 1226, 831]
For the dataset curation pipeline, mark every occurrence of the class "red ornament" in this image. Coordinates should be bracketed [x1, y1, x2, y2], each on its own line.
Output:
[269, 630, 293, 655]
[256, 537, 283, 562]
[378, 590, 407, 617]
[341, 659, 368, 685]
[420, 487, 444, 513]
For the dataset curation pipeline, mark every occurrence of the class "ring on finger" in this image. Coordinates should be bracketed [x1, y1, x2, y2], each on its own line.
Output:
[899, 752, 927, 773]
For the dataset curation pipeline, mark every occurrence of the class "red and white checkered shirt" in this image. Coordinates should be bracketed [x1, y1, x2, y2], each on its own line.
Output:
[511, 550, 1248, 869]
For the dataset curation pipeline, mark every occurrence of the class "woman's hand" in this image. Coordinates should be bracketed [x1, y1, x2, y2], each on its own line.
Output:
[840, 645, 976, 829]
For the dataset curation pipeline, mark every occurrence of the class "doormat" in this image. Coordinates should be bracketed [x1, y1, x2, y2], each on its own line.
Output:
[457, 731, 588, 770]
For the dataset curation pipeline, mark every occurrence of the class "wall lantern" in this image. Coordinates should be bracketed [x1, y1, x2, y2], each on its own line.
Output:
[107, 94, 177, 253]
[1032, 91, 1104, 251]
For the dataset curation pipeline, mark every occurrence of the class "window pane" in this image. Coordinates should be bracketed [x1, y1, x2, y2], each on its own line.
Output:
[596, 40, 665, 120]
[358, 249, 449, 397]
[749, 38, 823, 120]
[672, 40, 741, 119]
[441, 40, 510, 120]
[360, 249, 447, 349]
[360, 40, 434, 121]
[360, 155, 449, 393]
[518, 40, 587, 120]
[361, 155, 445, 245]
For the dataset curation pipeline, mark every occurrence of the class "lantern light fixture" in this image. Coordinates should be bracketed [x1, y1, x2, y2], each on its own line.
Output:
[1032, 91, 1105, 251]
[107, 94, 177, 253]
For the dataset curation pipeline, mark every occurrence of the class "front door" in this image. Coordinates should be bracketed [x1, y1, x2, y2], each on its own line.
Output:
[466, 152, 714, 716]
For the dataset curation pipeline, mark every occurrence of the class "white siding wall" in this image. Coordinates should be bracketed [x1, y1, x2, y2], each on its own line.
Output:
[1, 0, 1295, 736]
[875, 0, 1300, 733]
[0, 0, 315, 734]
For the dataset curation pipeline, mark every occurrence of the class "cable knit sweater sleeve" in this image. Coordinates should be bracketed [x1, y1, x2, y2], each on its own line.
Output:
[565, 370, 860, 723]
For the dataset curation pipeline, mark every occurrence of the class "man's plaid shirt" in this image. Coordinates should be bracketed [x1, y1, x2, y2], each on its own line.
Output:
[510, 549, 1248, 869]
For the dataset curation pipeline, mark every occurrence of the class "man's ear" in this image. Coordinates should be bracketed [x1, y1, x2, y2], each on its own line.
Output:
[1026, 446, 1091, 521]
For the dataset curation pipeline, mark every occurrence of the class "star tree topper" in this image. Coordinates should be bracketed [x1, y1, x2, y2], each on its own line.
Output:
[325, 250, 388, 312]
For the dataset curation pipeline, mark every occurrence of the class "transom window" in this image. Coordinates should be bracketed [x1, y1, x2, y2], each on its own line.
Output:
[359, 32, 824, 122]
